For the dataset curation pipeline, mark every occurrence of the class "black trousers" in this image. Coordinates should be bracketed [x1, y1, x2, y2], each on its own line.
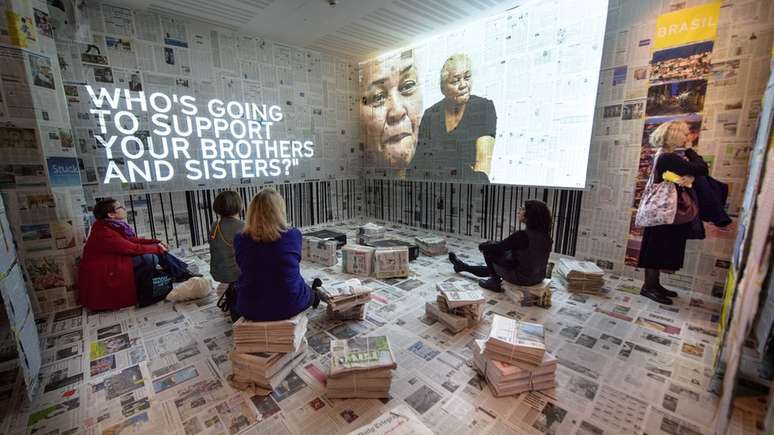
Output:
[460, 249, 519, 284]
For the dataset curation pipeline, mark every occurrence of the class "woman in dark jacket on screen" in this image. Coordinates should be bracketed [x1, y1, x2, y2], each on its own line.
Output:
[233, 188, 320, 321]
[448, 200, 553, 292]
[638, 121, 709, 304]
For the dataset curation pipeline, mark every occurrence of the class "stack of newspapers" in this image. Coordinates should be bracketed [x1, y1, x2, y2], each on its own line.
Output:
[229, 340, 307, 395]
[373, 246, 410, 279]
[505, 278, 553, 308]
[425, 281, 486, 334]
[425, 281, 484, 332]
[327, 336, 397, 398]
[319, 278, 372, 320]
[302, 236, 338, 267]
[233, 313, 308, 353]
[357, 222, 385, 244]
[483, 314, 546, 366]
[229, 314, 309, 394]
[341, 244, 375, 276]
[472, 339, 556, 397]
[414, 235, 447, 256]
[556, 259, 605, 293]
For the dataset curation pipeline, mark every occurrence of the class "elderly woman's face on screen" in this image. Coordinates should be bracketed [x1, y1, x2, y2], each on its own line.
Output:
[361, 58, 422, 167]
[441, 60, 471, 106]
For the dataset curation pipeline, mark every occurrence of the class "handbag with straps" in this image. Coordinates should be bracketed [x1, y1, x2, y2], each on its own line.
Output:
[673, 186, 699, 224]
[635, 153, 678, 228]
[210, 219, 233, 248]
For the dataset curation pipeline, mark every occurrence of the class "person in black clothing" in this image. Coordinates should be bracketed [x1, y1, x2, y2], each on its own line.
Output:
[411, 53, 497, 182]
[448, 200, 553, 292]
[638, 121, 709, 304]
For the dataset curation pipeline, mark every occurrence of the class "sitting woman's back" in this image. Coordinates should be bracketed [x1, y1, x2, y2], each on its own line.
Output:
[234, 189, 311, 321]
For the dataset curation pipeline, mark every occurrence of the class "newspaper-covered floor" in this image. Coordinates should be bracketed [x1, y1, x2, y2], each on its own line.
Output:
[0, 221, 760, 434]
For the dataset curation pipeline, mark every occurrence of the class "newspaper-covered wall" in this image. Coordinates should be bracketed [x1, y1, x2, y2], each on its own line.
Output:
[0, 0, 88, 315]
[53, 3, 360, 196]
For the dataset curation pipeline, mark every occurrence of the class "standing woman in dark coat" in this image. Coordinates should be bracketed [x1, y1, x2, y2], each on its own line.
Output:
[638, 121, 708, 304]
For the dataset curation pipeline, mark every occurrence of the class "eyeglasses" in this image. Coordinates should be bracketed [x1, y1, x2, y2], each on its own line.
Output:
[113, 206, 125, 211]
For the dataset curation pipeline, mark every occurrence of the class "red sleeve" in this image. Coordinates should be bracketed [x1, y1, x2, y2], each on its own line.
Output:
[92, 229, 163, 256]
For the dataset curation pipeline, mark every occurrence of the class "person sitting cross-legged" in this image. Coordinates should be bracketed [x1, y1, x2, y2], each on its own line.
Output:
[448, 200, 553, 292]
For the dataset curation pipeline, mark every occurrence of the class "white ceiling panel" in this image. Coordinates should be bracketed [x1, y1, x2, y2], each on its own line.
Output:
[118, 0, 524, 60]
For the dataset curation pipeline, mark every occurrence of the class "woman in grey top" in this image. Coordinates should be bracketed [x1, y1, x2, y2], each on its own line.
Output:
[208, 190, 244, 284]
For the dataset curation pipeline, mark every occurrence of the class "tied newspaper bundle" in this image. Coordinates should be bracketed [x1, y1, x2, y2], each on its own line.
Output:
[229, 340, 308, 396]
[483, 314, 546, 365]
[472, 339, 556, 397]
[425, 281, 485, 333]
[229, 313, 309, 395]
[504, 279, 553, 308]
[414, 235, 448, 256]
[556, 259, 605, 293]
[319, 278, 373, 320]
[327, 336, 397, 399]
[341, 245, 376, 276]
[302, 236, 338, 267]
[357, 222, 385, 244]
[373, 247, 410, 279]
[233, 313, 308, 353]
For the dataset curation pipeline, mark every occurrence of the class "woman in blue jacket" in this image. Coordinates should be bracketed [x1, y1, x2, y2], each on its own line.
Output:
[233, 188, 320, 321]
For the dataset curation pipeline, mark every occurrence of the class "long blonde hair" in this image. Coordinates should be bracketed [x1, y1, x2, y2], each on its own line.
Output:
[243, 188, 288, 242]
[650, 121, 689, 153]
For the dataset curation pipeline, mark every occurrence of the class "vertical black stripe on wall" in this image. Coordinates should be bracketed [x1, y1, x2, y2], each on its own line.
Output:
[168, 192, 179, 246]
[158, 193, 169, 244]
[145, 194, 156, 240]
[128, 196, 138, 234]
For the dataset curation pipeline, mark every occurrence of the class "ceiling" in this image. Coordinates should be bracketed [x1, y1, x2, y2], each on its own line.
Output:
[119, 0, 525, 61]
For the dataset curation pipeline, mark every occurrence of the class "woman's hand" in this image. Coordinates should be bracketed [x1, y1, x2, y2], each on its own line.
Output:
[159, 242, 169, 253]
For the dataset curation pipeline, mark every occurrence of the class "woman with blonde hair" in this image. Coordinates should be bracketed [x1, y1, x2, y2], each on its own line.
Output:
[233, 188, 320, 321]
[637, 121, 708, 304]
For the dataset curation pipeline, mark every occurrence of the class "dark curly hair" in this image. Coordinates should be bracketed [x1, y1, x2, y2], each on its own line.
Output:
[93, 198, 119, 220]
[524, 200, 552, 234]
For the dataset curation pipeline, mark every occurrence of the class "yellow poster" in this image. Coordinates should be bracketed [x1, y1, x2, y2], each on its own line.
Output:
[653, 2, 720, 50]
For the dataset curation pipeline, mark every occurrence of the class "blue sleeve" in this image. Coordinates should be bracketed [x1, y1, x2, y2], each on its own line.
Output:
[287, 228, 302, 261]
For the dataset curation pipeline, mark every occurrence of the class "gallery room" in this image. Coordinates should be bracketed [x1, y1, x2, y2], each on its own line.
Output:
[0, 0, 773, 433]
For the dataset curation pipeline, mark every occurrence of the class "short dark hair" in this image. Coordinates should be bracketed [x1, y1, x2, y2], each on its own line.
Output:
[524, 200, 552, 234]
[213, 190, 242, 217]
[94, 198, 119, 219]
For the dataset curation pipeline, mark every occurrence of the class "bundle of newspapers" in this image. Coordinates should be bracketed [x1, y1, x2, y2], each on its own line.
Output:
[425, 281, 484, 332]
[414, 235, 448, 256]
[233, 313, 308, 353]
[373, 246, 410, 279]
[357, 222, 385, 244]
[327, 336, 397, 399]
[229, 339, 307, 395]
[504, 278, 553, 308]
[302, 236, 338, 267]
[483, 314, 546, 366]
[341, 244, 375, 276]
[472, 339, 556, 397]
[556, 258, 605, 293]
[319, 278, 373, 320]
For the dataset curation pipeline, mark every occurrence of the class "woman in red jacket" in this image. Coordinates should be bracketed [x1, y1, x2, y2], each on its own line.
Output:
[78, 198, 195, 310]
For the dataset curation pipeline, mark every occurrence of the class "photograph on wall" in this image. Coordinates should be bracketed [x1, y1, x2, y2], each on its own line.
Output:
[649, 41, 713, 83]
[359, 0, 609, 188]
[29, 54, 56, 90]
[645, 79, 707, 116]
